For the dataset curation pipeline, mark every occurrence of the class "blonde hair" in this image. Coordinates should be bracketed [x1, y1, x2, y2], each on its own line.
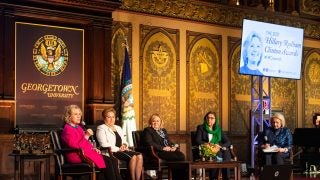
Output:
[271, 113, 286, 127]
[148, 113, 163, 126]
[64, 104, 82, 123]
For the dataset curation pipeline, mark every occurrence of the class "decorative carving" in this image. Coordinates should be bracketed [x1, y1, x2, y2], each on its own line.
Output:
[229, 37, 251, 135]
[140, 26, 179, 131]
[121, 0, 320, 40]
[271, 78, 297, 131]
[112, 22, 132, 116]
[146, 42, 173, 76]
[300, 0, 320, 17]
[304, 49, 320, 127]
[187, 31, 221, 131]
[13, 133, 52, 154]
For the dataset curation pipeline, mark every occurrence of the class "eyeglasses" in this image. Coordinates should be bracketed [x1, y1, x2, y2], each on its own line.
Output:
[106, 116, 115, 119]
[208, 117, 215, 120]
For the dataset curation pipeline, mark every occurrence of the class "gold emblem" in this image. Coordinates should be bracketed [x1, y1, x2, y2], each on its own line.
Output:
[33, 35, 68, 76]
[151, 46, 169, 68]
[146, 42, 173, 76]
[308, 61, 320, 84]
[192, 46, 215, 79]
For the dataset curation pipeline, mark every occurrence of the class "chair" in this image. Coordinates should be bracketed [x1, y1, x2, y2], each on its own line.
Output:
[50, 130, 98, 180]
[98, 146, 131, 179]
[132, 130, 168, 180]
[190, 131, 238, 179]
[256, 133, 294, 180]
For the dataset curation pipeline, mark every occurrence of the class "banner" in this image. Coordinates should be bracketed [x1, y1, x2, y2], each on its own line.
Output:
[121, 48, 136, 147]
[15, 22, 84, 128]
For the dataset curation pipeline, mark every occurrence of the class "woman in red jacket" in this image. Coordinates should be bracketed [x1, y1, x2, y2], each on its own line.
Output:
[61, 104, 122, 180]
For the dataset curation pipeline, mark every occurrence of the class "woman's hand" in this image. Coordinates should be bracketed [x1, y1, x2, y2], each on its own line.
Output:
[85, 129, 94, 139]
[95, 148, 101, 154]
[170, 146, 177, 151]
[119, 144, 129, 151]
[163, 146, 172, 151]
[261, 143, 270, 149]
[278, 148, 288, 153]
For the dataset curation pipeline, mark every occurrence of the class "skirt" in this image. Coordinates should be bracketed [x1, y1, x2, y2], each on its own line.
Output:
[113, 150, 141, 161]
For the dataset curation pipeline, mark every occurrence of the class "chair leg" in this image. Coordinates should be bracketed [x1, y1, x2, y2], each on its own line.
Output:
[218, 169, 222, 179]
[91, 172, 96, 180]
[158, 170, 162, 180]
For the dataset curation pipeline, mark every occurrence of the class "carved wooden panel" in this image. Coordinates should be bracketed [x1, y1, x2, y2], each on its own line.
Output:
[0, 100, 15, 133]
[111, 22, 132, 117]
[303, 48, 320, 127]
[187, 31, 222, 132]
[300, 0, 320, 19]
[271, 78, 297, 131]
[139, 25, 179, 131]
[229, 37, 251, 135]
[121, 0, 320, 40]
[0, 135, 14, 177]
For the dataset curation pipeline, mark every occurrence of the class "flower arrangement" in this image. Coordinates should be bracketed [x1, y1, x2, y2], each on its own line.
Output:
[200, 143, 220, 158]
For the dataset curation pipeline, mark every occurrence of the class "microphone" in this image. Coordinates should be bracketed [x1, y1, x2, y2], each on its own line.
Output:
[80, 120, 88, 130]
[81, 120, 95, 147]
[264, 136, 269, 144]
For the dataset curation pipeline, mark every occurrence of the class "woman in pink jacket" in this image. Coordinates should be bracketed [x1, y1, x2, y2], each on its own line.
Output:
[61, 104, 122, 180]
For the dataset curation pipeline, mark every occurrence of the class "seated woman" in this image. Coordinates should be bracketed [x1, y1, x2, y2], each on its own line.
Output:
[142, 113, 186, 179]
[60, 104, 122, 180]
[259, 113, 293, 165]
[96, 108, 143, 180]
[313, 113, 320, 128]
[195, 111, 231, 180]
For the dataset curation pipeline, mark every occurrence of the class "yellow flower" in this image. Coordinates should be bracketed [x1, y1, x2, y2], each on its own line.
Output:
[200, 143, 220, 158]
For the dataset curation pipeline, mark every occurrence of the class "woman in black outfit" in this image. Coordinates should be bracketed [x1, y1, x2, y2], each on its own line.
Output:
[142, 113, 186, 179]
[195, 111, 232, 180]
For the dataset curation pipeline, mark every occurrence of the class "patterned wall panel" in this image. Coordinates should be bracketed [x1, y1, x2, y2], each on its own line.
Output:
[300, 0, 320, 18]
[112, 22, 132, 118]
[229, 37, 251, 135]
[271, 78, 297, 131]
[140, 25, 179, 131]
[187, 31, 222, 132]
[121, 0, 320, 40]
[303, 49, 320, 127]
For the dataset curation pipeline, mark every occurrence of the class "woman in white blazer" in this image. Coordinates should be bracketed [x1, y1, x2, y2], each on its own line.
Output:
[96, 108, 143, 180]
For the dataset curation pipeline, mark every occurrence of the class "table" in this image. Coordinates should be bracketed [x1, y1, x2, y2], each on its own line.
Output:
[167, 160, 241, 180]
[9, 153, 52, 180]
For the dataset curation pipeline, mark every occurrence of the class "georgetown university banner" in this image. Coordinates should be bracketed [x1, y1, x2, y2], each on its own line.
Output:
[15, 22, 84, 128]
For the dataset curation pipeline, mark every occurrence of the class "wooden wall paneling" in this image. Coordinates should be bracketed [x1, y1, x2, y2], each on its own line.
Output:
[86, 103, 114, 126]
[0, 1, 121, 129]
[0, 9, 3, 98]
[87, 22, 113, 104]
[0, 100, 15, 133]
[0, 134, 14, 178]
[1, 9, 15, 99]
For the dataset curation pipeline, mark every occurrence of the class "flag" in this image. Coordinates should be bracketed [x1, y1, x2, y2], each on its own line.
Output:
[120, 47, 136, 147]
